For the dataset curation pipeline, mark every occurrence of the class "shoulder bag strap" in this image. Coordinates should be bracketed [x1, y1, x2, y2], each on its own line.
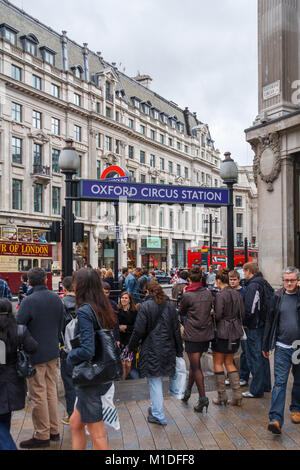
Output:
[81, 303, 103, 330]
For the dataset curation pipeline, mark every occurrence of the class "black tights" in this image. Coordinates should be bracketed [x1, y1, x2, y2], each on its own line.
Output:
[187, 352, 206, 398]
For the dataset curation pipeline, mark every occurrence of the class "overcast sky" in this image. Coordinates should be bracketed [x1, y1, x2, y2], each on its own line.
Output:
[14, 0, 258, 166]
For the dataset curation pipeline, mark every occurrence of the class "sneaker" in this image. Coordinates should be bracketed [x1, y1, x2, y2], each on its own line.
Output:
[147, 415, 167, 426]
[242, 391, 256, 398]
[268, 421, 281, 435]
[61, 415, 70, 425]
[291, 412, 300, 424]
[225, 378, 230, 386]
[240, 379, 248, 387]
[19, 437, 50, 449]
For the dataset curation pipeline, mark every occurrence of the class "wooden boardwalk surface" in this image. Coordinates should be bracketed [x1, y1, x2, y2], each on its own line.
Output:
[10, 387, 300, 451]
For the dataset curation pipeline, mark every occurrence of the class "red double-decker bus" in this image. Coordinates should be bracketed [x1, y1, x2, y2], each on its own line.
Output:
[187, 246, 259, 270]
[0, 226, 53, 294]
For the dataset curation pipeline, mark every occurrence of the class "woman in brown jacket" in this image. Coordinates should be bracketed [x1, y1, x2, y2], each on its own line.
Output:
[212, 268, 245, 407]
[179, 268, 214, 413]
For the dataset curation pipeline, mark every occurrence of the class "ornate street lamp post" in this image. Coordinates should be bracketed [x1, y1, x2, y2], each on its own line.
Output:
[220, 152, 238, 271]
[59, 139, 80, 278]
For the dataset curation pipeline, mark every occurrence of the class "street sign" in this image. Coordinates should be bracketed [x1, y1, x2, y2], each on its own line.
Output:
[80, 180, 229, 206]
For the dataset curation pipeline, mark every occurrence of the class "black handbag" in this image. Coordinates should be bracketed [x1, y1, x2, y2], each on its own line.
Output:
[72, 305, 122, 387]
[16, 325, 36, 379]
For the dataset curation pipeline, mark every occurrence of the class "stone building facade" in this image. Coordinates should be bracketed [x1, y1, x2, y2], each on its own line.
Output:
[245, 0, 300, 286]
[0, 0, 256, 273]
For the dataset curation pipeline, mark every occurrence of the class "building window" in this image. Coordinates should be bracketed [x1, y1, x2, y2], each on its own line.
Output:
[52, 187, 61, 215]
[151, 177, 156, 185]
[33, 144, 42, 166]
[128, 203, 134, 223]
[159, 208, 164, 228]
[177, 141, 181, 150]
[128, 118, 134, 129]
[52, 149, 60, 173]
[184, 145, 189, 154]
[236, 233, 243, 247]
[105, 136, 112, 151]
[177, 164, 181, 177]
[11, 64, 21, 81]
[178, 122, 184, 133]
[76, 156, 82, 177]
[12, 137, 22, 164]
[74, 93, 81, 106]
[159, 158, 165, 171]
[25, 41, 37, 56]
[150, 154, 155, 168]
[96, 202, 101, 219]
[75, 201, 81, 217]
[152, 109, 159, 120]
[74, 125, 81, 142]
[235, 196, 243, 207]
[51, 117, 60, 135]
[140, 204, 146, 225]
[184, 167, 189, 179]
[32, 75, 42, 90]
[51, 83, 60, 98]
[129, 171, 135, 182]
[140, 125, 145, 135]
[160, 134, 164, 145]
[140, 174, 146, 183]
[40, 47, 56, 65]
[95, 133, 101, 148]
[142, 104, 150, 115]
[151, 206, 157, 226]
[34, 183, 43, 213]
[168, 138, 173, 147]
[236, 213, 243, 228]
[106, 107, 111, 118]
[115, 140, 120, 154]
[168, 161, 173, 174]
[3, 26, 17, 45]
[169, 210, 174, 230]
[128, 145, 134, 159]
[177, 210, 182, 230]
[185, 212, 189, 230]
[32, 110, 42, 129]
[150, 129, 155, 140]
[140, 151, 146, 164]
[97, 161, 101, 179]
[215, 179, 218, 187]
[12, 102, 22, 122]
[12, 179, 22, 210]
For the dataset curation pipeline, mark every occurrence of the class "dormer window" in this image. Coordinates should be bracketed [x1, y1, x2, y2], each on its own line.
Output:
[0, 24, 18, 46]
[177, 122, 184, 133]
[40, 46, 56, 66]
[131, 97, 141, 109]
[152, 108, 159, 120]
[71, 65, 83, 79]
[160, 113, 168, 124]
[141, 102, 150, 115]
[169, 118, 177, 129]
[21, 34, 39, 56]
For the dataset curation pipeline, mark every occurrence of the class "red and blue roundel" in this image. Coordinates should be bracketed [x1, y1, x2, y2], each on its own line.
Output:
[100, 166, 127, 180]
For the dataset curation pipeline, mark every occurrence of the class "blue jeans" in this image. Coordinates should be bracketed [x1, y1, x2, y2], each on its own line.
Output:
[240, 340, 251, 382]
[60, 351, 76, 417]
[0, 413, 18, 450]
[269, 346, 300, 427]
[244, 328, 271, 397]
[147, 377, 167, 424]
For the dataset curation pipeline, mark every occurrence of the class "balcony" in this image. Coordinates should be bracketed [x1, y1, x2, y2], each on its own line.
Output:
[31, 164, 51, 183]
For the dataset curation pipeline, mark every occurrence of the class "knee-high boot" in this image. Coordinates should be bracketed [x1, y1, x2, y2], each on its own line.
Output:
[212, 372, 228, 406]
[228, 371, 242, 406]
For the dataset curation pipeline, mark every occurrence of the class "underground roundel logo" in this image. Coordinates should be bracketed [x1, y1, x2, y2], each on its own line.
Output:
[100, 166, 128, 180]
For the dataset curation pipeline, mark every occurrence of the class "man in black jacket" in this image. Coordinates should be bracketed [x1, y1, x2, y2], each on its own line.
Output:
[242, 263, 272, 399]
[263, 267, 300, 435]
[16, 268, 64, 448]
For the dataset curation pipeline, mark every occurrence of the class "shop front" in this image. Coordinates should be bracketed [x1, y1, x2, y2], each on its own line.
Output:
[141, 237, 168, 271]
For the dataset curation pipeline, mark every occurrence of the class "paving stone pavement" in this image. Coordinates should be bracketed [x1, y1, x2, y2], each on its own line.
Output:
[11, 384, 300, 451]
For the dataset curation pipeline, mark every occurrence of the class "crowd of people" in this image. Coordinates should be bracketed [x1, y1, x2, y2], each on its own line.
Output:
[0, 261, 299, 451]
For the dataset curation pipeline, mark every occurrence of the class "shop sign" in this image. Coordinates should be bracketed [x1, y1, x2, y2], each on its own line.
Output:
[0, 241, 51, 258]
[80, 181, 229, 206]
[147, 237, 162, 249]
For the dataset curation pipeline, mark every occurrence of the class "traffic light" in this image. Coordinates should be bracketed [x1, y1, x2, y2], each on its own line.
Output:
[73, 223, 84, 243]
[46, 221, 61, 242]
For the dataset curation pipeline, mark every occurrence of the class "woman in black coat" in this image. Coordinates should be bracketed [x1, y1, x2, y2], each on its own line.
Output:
[117, 292, 137, 381]
[0, 299, 37, 450]
[128, 281, 183, 426]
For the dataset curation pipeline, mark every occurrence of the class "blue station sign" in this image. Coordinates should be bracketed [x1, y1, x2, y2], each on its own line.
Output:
[80, 180, 229, 206]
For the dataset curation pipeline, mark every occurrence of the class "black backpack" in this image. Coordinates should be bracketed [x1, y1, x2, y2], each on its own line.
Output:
[260, 279, 275, 322]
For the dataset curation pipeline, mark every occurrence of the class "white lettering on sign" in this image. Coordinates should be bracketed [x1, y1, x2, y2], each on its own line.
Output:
[0, 340, 6, 365]
[263, 81, 280, 101]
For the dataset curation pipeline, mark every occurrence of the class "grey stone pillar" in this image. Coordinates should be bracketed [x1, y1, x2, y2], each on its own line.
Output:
[61, 31, 68, 72]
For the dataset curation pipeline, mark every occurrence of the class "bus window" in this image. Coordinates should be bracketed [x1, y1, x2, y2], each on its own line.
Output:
[41, 259, 52, 273]
[18, 259, 32, 272]
[33, 259, 39, 268]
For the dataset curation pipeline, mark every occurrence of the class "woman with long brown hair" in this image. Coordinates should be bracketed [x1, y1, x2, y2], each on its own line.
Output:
[68, 268, 117, 450]
[128, 281, 183, 426]
[117, 292, 137, 381]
